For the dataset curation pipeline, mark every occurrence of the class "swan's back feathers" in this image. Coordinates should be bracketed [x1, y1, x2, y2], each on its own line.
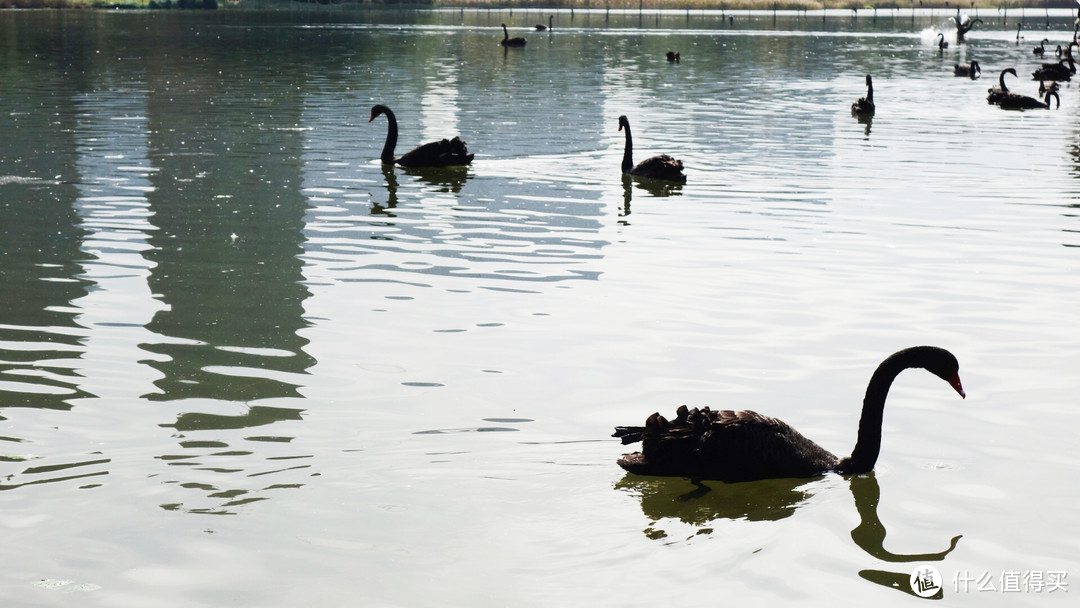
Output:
[629, 154, 686, 182]
[995, 90, 1058, 110]
[1032, 60, 1074, 81]
[395, 136, 473, 167]
[615, 406, 839, 482]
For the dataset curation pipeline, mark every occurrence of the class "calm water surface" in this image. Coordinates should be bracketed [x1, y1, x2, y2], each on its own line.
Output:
[2, 7, 1079, 606]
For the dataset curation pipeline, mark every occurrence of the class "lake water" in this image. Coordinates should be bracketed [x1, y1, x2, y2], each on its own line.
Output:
[2, 6, 1079, 605]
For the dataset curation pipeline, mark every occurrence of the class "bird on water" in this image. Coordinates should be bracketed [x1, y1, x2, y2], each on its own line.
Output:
[613, 346, 965, 483]
[953, 60, 981, 78]
[617, 115, 686, 183]
[369, 104, 473, 168]
[851, 74, 875, 116]
[501, 24, 527, 47]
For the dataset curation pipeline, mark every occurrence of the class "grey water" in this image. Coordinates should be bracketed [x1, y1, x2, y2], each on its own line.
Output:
[1, 6, 1078, 605]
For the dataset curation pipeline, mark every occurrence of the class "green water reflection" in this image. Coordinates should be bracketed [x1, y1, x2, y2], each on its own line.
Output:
[617, 470, 962, 593]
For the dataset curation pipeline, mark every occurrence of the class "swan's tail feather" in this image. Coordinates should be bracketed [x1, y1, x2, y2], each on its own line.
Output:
[613, 426, 645, 444]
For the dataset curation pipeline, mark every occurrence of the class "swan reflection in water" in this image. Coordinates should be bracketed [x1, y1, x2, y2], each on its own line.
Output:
[854, 112, 872, 137]
[620, 174, 683, 218]
[616, 472, 960, 596]
[373, 164, 470, 216]
[614, 474, 815, 539]
[850, 473, 961, 598]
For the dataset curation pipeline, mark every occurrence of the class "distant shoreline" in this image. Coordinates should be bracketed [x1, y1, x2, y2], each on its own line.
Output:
[2, 0, 1078, 13]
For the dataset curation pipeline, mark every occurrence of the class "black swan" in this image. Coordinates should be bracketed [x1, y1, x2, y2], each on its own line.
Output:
[996, 88, 1060, 111]
[1015, 23, 1023, 44]
[618, 115, 686, 183]
[987, 68, 1016, 105]
[1033, 38, 1049, 56]
[535, 16, 552, 31]
[952, 10, 982, 41]
[369, 104, 473, 168]
[612, 346, 965, 483]
[666, 51, 681, 63]
[953, 60, 981, 78]
[937, 33, 949, 50]
[1033, 55, 1076, 81]
[501, 24, 527, 47]
[851, 74, 875, 116]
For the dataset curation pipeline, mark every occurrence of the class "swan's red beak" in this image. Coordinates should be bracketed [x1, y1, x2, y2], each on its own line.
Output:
[949, 373, 966, 399]
[368, 114, 376, 122]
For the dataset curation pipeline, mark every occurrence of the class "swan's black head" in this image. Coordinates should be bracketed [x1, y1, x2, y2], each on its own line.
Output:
[369, 104, 391, 122]
[900, 346, 965, 399]
[865, 74, 873, 86]
[618, 115, 629, 131]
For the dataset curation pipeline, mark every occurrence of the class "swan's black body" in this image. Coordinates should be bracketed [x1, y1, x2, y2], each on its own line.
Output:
[535, 16, 552, 31]
[369, 104, 473, 167]
[500, 24, 527, 47]
[666, 51, 680, 63]
[1032, 55, 1075, 82]
[953, 60, 981, 78]
[618, 115, 686, 183]
[851, 74, 875, 116]
[613, 346, 965, 483]
[997, 89, 1059, 110]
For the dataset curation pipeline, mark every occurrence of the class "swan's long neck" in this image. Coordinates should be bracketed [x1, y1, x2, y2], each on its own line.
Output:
[620, 123, 634, 173]
[502, 24, 509, 41]
[844, 349, 922, 473]
[380, 108, 398, 165]
[866, 81, 874, 104]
